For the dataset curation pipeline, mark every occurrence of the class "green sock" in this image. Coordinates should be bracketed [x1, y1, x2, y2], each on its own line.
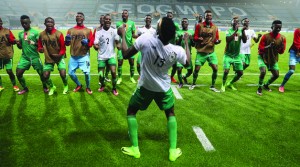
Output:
[46, 78, 54, 87]
[178, 73, 183, 84]
[258, 78, 264, 87]
[127, 115, 138, 147]
[0, 76, 2, 86]
[62, 76, 68, 86]
[112, 78, 117, 89]
[130, 65, 135, 78]
[118, 66, 122, 78]
[18, 76, 26, 88]
[212, 71, 217, 86]
[192, 71, 198, 85]
[168, 116, 177, 149]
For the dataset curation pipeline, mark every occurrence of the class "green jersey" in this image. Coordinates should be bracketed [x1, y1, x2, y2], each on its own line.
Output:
[224, 28, 242, 58]
[176, 29, 194, 54]
[170, 21, 180, 44]
[18, 28, 39, 58]
[116, 20, 136, 47]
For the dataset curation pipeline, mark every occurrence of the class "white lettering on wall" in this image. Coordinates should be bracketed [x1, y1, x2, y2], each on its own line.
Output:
[175, 5, 195, 14]
[98, 4, 115, 13]
[228, 7, 247, 17]
[211, 6, 225, 16]
[137, 4, 155, 14]
[156, 5, 172, 14]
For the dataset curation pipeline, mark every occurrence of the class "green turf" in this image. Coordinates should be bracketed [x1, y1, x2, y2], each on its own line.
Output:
[0, 30, 299, 166]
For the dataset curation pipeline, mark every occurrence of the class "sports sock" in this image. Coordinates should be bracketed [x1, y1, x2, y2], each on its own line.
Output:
[62, 76, 68, 86]
[118, 66, 122, 78]
[185, 69, 193, 78]
[46, 78, 54, 87]
[18, 76, 27, 88]
[222, 73, 228, 85]
[127, 115, 138, 147]
[178, 72, 182, 84]
[168, 116, 177, 149]
[212, 70, 217, 86]
[8, 73, 17, 86]
[258, 78, 264, 87]
[192, 70, 199, 85]
[281, 70, 294, 86]
[112, 78, 117, 89]
[37, 69, 47, 88]
[0, 76, 2, 86]
[84, 73, 90, 88]
[130, 65, 135, 78]
[99, 70, 104, 86]
[105, 67, 109, 78]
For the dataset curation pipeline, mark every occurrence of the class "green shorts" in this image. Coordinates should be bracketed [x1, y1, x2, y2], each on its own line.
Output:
[129, 86, 175, 111]
[17, 56, 43, 71]
[223, 54, 243, 71]
[43, 58, 67, 72]
[118, 49, 135, 60]
[137, 52, 142, 64]
[257, 55, 279, 71]
[0, 58, 13, 70]
[240, 54, 251, 65]
[195, 52, 218, 66]
[98, 58, 116, 68]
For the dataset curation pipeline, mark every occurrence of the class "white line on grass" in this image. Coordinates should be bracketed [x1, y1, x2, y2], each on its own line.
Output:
[171, 85, 183, 99]
[246, 83, 281, 87]
[192, 126, 215, 152]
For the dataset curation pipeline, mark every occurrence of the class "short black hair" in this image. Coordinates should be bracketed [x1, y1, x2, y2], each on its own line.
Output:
[44, 17, 54, 23]
[159, 17, 176, 42]
[145, 14, 152, 18]
[204, 10, 212, 14]
[272, 20, 282, 25]
[20, 15, 30, 20]
[77, 12, 84, 17]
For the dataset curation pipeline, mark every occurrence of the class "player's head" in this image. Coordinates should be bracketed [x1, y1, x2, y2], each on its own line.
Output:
[181, 18, 189, 30]
[204, 10, 212, 23]
[271, 20, 282, 34]
[103, 14, 111, 30]
[20, 15, 31, 30]
[122, 10, 129, 22]
[99, 15, 105, 26]
[44, 17, 55, 32]
[144, 14, 152, 26]
[166, 11, 174, 19]
[241, 18, 249, 27]
[76, 12, 85, 25]
[157, 17, 176, 44]
[231, 16, 239, 30]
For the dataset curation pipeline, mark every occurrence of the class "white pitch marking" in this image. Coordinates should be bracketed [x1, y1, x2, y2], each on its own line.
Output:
[192, 126, 215, 152]
[171, 85, 183, 99]
[246, 83, 281, 87]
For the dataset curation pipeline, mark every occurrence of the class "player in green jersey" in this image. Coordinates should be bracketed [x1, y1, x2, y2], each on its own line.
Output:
[16, 15, 47, 95]
[116, 10, 138, 84]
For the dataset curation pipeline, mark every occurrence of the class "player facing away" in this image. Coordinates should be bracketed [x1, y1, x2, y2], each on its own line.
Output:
[93, 15, 110, 82]
[0, 17, 19, 92]
[257, 20, 286, 96]
[116, 9, 138, 84]
[220, 17, 247, 92]
[16, 15, 48, 95]
[65, 12, 94, 94]
[94, 14, 120, 96]
[166, 11, 180, 83]
[190, 10, 221, 92]
[279, 28, 300, 92]
[136, 14, 156, 76]
[119, 17, 190, 162]
[239, 18, 262, 71]
[38, 17, 68, 95]
[175, 18, 194, 88]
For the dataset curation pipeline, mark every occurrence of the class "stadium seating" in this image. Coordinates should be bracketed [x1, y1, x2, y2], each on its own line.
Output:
[0, 0, 298, 31]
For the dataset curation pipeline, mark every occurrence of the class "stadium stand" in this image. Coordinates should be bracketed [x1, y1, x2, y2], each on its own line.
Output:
[0, 0, 299, 31]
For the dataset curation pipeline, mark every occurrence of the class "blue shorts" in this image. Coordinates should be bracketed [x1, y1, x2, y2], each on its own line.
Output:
[289, 49, 300, 66]
[68, 54, 90, 73]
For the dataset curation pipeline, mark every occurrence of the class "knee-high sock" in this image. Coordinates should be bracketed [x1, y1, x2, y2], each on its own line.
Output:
[168, 116, 177, 149]
[17, 76, 26, 88]
[212, 71, 217, 86]
[99, 71, 105, 87]
[46, 78, 54, 87]
[61, 75, 68, 86]
[192, 71, 199, 85]
[178, 72, 183, 84]
[130, 65, 135, 78]
[8, 73, 16, 86]
[127, 115, 138, 147]
[118, 66, 122, 78]
[0, 76, 2, 86]
[84, 73, 90, 88]
[281, 70, 294, 86]
[112, 78, 117, 89]
[37, 69, 47, 88]
[105, 68, 109, 78]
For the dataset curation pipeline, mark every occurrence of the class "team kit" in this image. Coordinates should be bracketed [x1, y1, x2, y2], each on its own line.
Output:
[0, 10, 298, 97]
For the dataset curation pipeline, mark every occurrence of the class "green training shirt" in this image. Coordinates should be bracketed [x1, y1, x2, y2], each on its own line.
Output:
[116, 20, 136, 47]
[176, 29, 194, 53]
[18, 28, 40, 58]
[224, 28, 242, 58]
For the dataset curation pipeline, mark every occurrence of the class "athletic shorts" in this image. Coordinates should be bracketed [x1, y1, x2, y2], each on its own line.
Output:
[129, 86, 175, 111]
[98, 57, 116, 68]
[257, 55, 279, 71]
[223, 54, 243, 71]
[68, 54, 90, 73]
[195, 52, 218, 66]
[43, 58, 66, 72]
[240, 54, 251, 65]
[117, 49, 135, 60]
[289, 49, 300, 66]
[17, 56, 43, 71]
[0, 58, 13, 70]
